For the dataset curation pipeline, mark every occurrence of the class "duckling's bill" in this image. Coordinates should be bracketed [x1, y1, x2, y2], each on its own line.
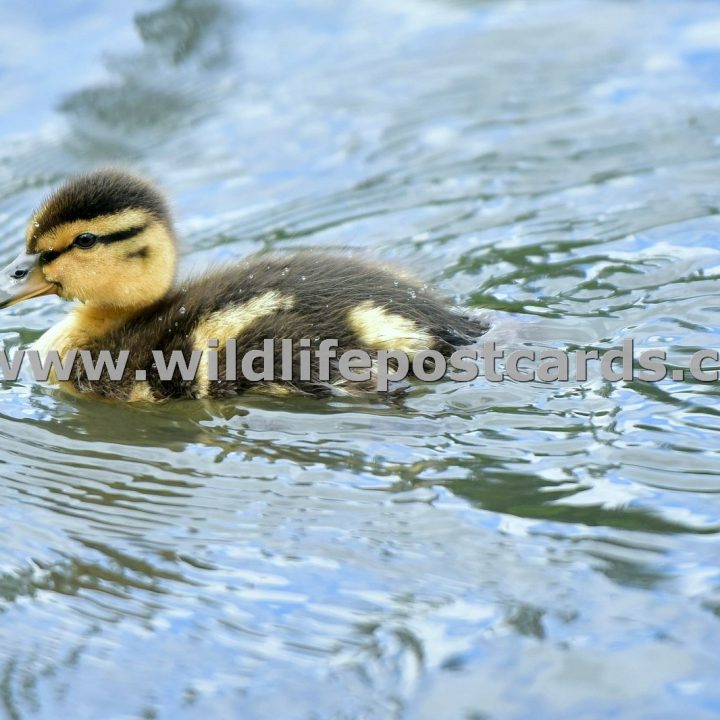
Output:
[0, 250, 57, 309]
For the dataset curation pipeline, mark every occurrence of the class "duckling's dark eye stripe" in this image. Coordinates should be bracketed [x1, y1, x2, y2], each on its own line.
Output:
[39, 249, 61, 265]
[98, 224, 146, 244]
[38, 224, 147, 265]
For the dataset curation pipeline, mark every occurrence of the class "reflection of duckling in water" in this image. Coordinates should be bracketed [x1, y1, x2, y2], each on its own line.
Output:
[0, 170, 487, 401]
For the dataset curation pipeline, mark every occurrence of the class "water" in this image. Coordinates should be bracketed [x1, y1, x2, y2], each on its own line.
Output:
[1, 0, 720, 717]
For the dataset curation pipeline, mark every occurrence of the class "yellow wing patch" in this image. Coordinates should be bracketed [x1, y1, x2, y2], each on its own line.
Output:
[347, 301, 432, 356]
[193, 291, 295, 397]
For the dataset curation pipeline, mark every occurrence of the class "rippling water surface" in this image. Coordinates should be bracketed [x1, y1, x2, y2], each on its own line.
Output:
[1, 1, 720, 718]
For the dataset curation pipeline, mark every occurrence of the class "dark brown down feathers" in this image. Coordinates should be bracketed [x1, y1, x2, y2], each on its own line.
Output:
[70, 253, 488, 400]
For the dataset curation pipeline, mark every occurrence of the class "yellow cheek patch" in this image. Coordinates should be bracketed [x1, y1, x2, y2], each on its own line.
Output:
[28, 209, 153, 253]
[347, 301, 432, 357]
[39, 221, 175, 310]
[193, 291, 295, 397]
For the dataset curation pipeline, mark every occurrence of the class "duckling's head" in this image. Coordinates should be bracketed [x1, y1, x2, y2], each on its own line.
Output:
[0, 169, 177, 313]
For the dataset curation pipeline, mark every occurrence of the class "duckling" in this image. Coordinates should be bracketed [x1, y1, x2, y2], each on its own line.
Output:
[0, 169, 487, 402]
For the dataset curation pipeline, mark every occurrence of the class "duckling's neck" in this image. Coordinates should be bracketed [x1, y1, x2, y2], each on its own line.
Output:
[72, 303, 141, 340]
[34, 303, 147, 359]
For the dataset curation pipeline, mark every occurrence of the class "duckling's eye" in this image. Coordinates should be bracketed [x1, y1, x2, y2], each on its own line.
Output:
[73, 232, 98, 249]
